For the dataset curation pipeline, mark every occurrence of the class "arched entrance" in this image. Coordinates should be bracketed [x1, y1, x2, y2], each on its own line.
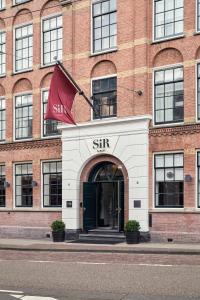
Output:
[83, 161, 124, 232]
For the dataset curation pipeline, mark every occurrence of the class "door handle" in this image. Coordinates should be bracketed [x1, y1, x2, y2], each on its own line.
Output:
[83, 207, 86, 212]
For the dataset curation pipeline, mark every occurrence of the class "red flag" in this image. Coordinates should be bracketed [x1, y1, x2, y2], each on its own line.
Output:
[45, 65, 77, 124]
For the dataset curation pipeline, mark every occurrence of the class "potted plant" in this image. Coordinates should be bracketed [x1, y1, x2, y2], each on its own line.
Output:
[124, 220, 140, 244]
[51, 219, 65, 242]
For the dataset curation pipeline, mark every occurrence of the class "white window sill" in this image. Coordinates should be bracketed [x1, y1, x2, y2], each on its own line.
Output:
[90, 48, 118, 57]
[152, 34, 185, 44]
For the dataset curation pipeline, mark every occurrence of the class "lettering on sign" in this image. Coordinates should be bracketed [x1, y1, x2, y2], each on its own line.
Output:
[93, 138, 110, 153]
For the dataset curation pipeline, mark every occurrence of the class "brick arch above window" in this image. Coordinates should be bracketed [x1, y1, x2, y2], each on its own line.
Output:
[40, 72, 53, 89]
[40, 0, 61, 17]
[91, 60, 117, 78]
[13, 9, 33, 26]
[12, 78, 32, 94]
[152, 47, 183, 68]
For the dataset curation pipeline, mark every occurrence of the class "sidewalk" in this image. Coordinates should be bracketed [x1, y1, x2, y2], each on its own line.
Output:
[0, 238, 200, 255]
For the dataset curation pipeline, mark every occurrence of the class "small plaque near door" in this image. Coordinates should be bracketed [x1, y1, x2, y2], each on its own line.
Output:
[66, 201, 72, 208]
[134, 200, 141, 208]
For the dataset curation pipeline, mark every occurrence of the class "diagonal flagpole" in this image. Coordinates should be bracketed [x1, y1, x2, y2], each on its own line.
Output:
[56, 60, 99, 116]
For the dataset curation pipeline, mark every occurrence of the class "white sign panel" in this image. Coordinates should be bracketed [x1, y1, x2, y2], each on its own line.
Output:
[86, 136, 119, 155]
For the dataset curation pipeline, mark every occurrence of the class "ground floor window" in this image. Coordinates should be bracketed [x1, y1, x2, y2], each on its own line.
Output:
[0, 165, 5, 207]
[154, 153, 184, 208]
[15, 163, 33, 207]
[43, 161, 62, 207]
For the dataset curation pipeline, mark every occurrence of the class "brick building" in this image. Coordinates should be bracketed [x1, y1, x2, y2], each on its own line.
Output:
[0, 0, 200, 242]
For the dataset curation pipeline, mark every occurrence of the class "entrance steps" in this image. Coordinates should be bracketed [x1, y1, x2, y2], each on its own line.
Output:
[79, 229, 125, 244]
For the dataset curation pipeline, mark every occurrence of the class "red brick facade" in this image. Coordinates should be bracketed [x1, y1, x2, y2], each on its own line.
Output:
[0, 0, 200, 241]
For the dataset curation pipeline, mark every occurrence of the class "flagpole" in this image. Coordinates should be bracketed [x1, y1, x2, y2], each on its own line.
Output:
[56, 60, 98, 115]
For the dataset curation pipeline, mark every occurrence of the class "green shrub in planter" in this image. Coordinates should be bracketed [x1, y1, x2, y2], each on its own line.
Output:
[124, 220, 140, 244]
[51, 220, 65, 242]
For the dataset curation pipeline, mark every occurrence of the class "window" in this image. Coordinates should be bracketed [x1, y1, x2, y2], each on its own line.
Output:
[0, 97, 5, 141]
[154, 66, 184, 124]
[198, 0, 200, 31]
[197, 64, 200, 120]
[15, 94, 32, 140]
[0, 165, 5, 207]
[197, 152, 200, 207]
[92, 0, 117, 53]
[15, 163, 33, 207]
[15, 24, 33, 72]
[154, 0, 184, 41]
[155, 153, 184, 208]
[14, 0, 29, 5]
[0, 0, 5, 9]
[43, 161, 62, 207]
[42, 15, 62, 66]
[92, 77, 117, 119]
[0, 32, 6, 76]
[42, 90, 61, 137]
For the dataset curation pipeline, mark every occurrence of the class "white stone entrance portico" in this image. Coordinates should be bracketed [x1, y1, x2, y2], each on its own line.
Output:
[61, 116, 151, 238]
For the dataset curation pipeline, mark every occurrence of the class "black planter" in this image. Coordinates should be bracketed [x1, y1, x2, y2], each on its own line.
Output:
[125, 231, 140, 244]
[52, 231, 65, 242]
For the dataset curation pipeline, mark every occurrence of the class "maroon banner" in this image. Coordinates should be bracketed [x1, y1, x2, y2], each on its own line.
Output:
[45, 65, 77, 124]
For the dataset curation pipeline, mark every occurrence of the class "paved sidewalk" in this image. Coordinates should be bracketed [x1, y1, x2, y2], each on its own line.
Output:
[0, 238, 200, 255]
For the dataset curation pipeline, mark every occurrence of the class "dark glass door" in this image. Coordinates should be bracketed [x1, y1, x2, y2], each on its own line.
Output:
[83, 182, 97, 231]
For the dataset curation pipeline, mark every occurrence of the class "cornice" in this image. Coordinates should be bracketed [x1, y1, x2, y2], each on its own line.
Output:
[0, 138, 61, 152]
[150, 123, 200, 137]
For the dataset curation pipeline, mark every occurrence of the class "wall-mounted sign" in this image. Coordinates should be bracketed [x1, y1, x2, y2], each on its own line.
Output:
[86, 136, 118, 155]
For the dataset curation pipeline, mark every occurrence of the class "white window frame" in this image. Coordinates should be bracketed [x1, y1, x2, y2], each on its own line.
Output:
[91, 73, 117, 121]
[152, 63, 184, 127]
[13, 91, 33, 142]
[41, 13, 63, 67]
[13, 0, 30, 5]
[91, 0, 117, 56]
[0, 0, 5, 10]
[13, 22, 33, 74]
[41, 159, 62, 209]
[152, 0, 185, 43]
[13, 161, 33, 209]
[0, 96, 6, 142]
[0, 30, 6, 77]
[152, 151, 185, 211]
[40, 88, 61, 139]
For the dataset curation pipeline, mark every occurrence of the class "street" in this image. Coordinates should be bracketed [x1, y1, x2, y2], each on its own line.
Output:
[0, 250, 199, 299]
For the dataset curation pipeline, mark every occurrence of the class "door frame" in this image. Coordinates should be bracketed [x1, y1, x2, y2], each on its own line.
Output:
[80, 155, 129, 232]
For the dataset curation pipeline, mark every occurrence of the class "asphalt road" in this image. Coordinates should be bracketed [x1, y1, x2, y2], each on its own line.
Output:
[0, 250, 200, 300]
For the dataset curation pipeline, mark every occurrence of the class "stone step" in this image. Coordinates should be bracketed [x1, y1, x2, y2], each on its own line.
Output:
[79, 233, 125, 244]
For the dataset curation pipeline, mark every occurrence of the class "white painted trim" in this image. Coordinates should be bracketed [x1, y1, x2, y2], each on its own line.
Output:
[41, 159, 62, 209]
[41, 13, 62, 67]
[90, 0, 117, 55]
[13, 22, 33, 74]
[196, 150, 200, 210]
[13, 92, 33, 142]
[152, 63, 184, 127]
[152, 0, 185, 43]
[196, 0, 200, 33]
[13, 161, 33, 209]
[90, 74, 117, 121]
[152, 151, 184, 210]
[0, 30, 6, 77]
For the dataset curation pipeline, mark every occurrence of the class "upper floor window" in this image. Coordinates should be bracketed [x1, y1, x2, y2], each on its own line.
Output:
[197, 152, 200, 207]
[92, 0, 117, 53]
[0, 97, 5, 141]
[42, 90, 61, 137]
[15, 24, 33, 73]
[155, 153, 184, 208]
[154, 66, 184, 125]
[42, 15, 62, 66]
[14, 0, 29, 4]
[0, 165, 5, 207]
[0, 32, 6, 76]
[197, 64, 200, 119]
[0, 0, 5, 10]
[15, 163, 33, 207]
[43, 161, 62, 207]
[15, 94, 32, 140]
[154, 0, 184, 41]
[198, 0, 200, 31]
[92, 76, 117, 119]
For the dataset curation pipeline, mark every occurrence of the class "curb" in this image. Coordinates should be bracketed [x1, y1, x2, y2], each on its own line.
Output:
[0, 245, 200, 255]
